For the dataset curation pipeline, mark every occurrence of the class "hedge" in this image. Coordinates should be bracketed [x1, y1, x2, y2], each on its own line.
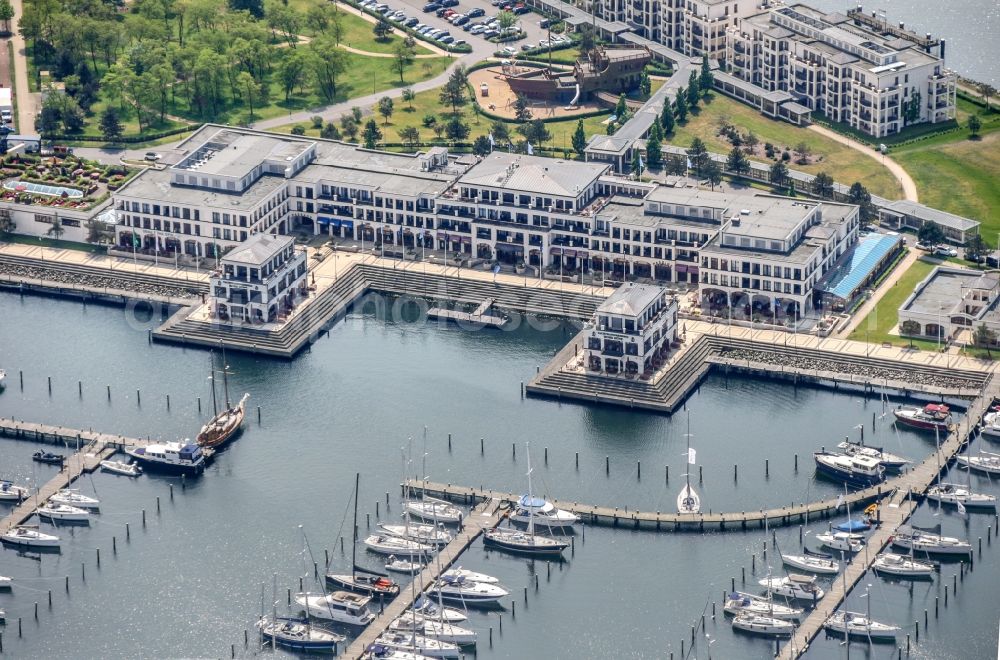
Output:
[46, 124, 197, 144]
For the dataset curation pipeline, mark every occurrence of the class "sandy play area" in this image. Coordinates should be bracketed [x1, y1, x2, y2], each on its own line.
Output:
[468, 65, 605, 120]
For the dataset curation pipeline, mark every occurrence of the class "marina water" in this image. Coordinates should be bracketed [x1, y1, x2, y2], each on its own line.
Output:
[0, 291, 998, 658]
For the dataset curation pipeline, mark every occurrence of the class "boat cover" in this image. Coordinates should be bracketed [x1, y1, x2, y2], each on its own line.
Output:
[835, 520, 870, 532]
[518, 495, 547, 508]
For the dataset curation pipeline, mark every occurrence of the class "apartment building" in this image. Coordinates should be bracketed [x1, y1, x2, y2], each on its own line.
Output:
[727, 4, 956, 137]
[585, 283, 678, 375]
[209, 233, 307, 325]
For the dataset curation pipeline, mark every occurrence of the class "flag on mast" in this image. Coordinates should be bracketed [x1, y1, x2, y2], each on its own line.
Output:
[957, 500, 967, 516]
[687, 448, 696, 465]
[836, 493, 845, 509]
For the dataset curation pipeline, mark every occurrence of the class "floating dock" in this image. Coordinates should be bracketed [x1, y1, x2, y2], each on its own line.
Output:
[0, 417, 152, 450]
[427, 297, 509, 328]
[340, 498, 505, 659]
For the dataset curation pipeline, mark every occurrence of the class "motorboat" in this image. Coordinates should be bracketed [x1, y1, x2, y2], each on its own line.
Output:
[404, 498, 463, 525]
[723, 592, 802, 621]
[0, 368, 6, 388]
[872, 552, 935, 578]
[48, 489, 100, 509]
[374, 632, 460, 659]
[125, 441, 206, 475]
[388, 615, 478, 645]
[483, 527, 568, 556]
[956, 451, 1000, 475]
[295, 590, 376, 626]
[428, 574, 509, 604]
[0, 481, 29, 502]
[814, 451, 885, 487]
[816, 531, 865, 553]
[1, 526, 60, 548]
[32, 451, 65, 465]
[0, 575, 11, 589]
[824, 610, 900, 640]
[36, 503, 90, 522]
[379, 522, 453, 546]
[980, 410, 1000, 439]
[99, 460, 142, 477]
[364, 533, 434, 557]
[385, 555, 425, 574]
[836, 441, 908, 470]
[893, 403, 952, 433]
[256, 616, 344, 652]
[412, 596, 468, 623]
[927, 483, 997, 510]
[731, 613, 795, 636]
[781, 550, 839, 575]
[325, 571, 400, 598]
[758, 574, 825, 602]
[441, 567, 499, 584]
[363, 644, 435, 660]
[509, 495, 579, 527]
[892, 525, 971, 556]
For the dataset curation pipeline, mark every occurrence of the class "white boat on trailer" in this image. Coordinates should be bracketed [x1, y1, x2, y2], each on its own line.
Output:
[724, 592, 803, 621]
[758, 574, 825, 602]
[388, 614, 478, 645]
[404, 497, 463, 525]
[36, 503, 90, 522]
[374, 631, 461, 659]
[732, 613, 795, 636]
[99, 460, 142, 477]
[824, 610, 900, 640]
[872, 552, 935, 578]
[48, 489, 100, 509]
[781, 550, 839, 575]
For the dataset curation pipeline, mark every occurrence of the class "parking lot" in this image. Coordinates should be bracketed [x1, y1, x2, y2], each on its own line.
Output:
[357, 0, 565, 58]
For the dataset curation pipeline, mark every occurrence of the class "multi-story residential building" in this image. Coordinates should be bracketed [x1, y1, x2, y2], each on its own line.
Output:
[727, 4, 956, 137]
[585, 283, 678, 375]
[209, 233, 307, 324]
[898, 267, 1000, 342]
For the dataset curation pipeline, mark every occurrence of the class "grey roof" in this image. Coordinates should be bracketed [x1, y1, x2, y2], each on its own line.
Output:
[222, 233, 295, 266]
[781, 101, 812, 115]
[173, 130, 313, 179]
[117, 167, 286, 212]
[902, 266, 1000, 316]
[600, 199, 722, 234]
[458, 152, 607, 197]
[884, 200, 980, 231]
[597, 283, 664, 316]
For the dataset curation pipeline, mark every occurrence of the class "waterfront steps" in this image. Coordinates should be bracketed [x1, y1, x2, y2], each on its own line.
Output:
[0, 252, 208, 295]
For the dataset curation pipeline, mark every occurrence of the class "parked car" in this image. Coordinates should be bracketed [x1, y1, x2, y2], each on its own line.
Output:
[483, 28, 498, 37]
[436, 8, 448, 16]
[144, 152, 161, 161]
[512, 5, 529, 13]
[453, 39, 467, 46]
[422, 2, 440, 10]
[914, 241, 933, 251]
[467, 7, 485, 17]
[439, 35, 455, 43]
[405, 17, 420, 26]
[454, 15, 469, 25]
[470, 24, 486, 34]
[934, 246, 958, 258]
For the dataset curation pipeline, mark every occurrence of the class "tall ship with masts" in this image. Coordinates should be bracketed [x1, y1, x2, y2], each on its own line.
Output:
[197, 350, 249, 449]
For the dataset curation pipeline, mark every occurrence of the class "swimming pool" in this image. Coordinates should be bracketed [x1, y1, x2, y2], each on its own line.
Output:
[3, 179, 84, 198]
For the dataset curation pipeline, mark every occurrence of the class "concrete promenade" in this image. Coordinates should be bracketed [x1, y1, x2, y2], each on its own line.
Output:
[340, 498, 504, 659]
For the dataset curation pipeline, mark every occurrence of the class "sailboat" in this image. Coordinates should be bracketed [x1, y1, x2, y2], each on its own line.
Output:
[676, 411, 700, 514]
[780, 549, 839, 575]
[891, 524, 972, 556]
[483, 443, 568, 557]
[957, 450, 1000, 475]
[872, 552, 935, 578]
[823, 585, 899, 641]
[260, 574, 345, 652]
[326, 473, 401, 598]
[196, 349, 249, 449]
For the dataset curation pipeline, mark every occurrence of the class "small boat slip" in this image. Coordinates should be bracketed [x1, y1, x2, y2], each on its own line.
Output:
[427, 298, 509, 328]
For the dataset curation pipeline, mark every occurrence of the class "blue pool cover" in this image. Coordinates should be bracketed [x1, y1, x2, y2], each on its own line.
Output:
[822, 234, 901, 300]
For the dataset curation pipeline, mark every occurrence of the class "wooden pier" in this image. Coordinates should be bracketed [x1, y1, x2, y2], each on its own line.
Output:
[427, 296, 509, 328]
[0, 417, 151, 450]
[340, 498, 506, 659]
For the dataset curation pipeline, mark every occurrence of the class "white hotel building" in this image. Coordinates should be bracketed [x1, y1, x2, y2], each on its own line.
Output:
[585, 283, 678, 375]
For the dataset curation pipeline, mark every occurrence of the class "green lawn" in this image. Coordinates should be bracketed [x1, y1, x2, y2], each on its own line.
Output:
[847, 257, 939, 347]
[666, 93, 901, 199]
[335, 10, 436, 55]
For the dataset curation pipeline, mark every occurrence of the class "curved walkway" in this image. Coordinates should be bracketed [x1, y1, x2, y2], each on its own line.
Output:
[808, 123, 919, 201]
[339, 43, 445, 59]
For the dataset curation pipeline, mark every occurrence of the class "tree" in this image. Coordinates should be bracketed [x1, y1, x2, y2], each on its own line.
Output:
[614, 93, 627, 119]
[571, 119, 587, 158]
[578, 25, 596, 57]
[899, 320, 921, 347]
[631, 149, 642, 177]
[321, 122, 341, 140]
[704, 160, 722, 190]
[917, 221, 945, 246]
[518, 118, 550, 147]
[975, 323, 998, 357]
[674, 87, 688, 122]
[99, 107, 124, 143]
[769, 161, 789, 188]
[309, 40, 347, 101]
[726, 146, 750, 175]
[849, 182, 876, 222]
[496, 10, 516, 33]
[432, 122, 445, 141]
[398, 126, 420, 147]
[472, 134, 492, 156]
[904, 91, 921, 125]
[686, 138, 709, 175]
[392, 41, 415, 83]
[639, 70, 651, 97]
[236, 71, 263, 120]
[744, 131, 759, 155]
[513, 94, 532, 122]
[61, 99, 85, 133]
[362, 119, 382, 149]
[968, 114, 982, 138]
[645, 120, 662, 170]
[291, 125, 306, 135]
[490, 120, 510, 145]
[661, 101, 675, 135]
[445, 116, 469, 141]
[0, 0, 14, 34]
[352, 107, 363, 123]
[966, 234, 988, 263]
[230, 0, 264, 18]
[687, 71, 700, 107]
[377, 96, 394, 125]
[402, 88, 416, 110]
[340, 115, 359, 141]
[439, 67, 468, 114]
[373, 15, 393, 40]
[793, 141, 811, 165]
[278, 49, 309, 103]
[978, 83, 996, 110]
[699, 54, 713, 93]
[812, 171, 834, 198]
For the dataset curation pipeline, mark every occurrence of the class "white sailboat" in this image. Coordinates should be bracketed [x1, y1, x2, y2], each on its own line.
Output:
[781, 549, 839, 575]
[379, 522, 452, 546]
[36, 503, 90, 522]
[411, 596, 468, 623]
[758, 574, 825, 602]
[0, 481, 29, 502]
[388, 614, 477, 645]
[724, 592, 803, 621]
[816, 530, 865, 553]
[824, 583, 900, 641]
[48, 489, 100, 509]
[373, 632, 460, 659]
[1, 526, 60, 548]
[732, 613, 795, 636]
[927, 483, 997, 510]
[403, 497, 463, 525]
[676, 411, 700, 514]
[892, 524, 972, 556]
[872, 552, 935, 578]
[957, 450, 1000, 475]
